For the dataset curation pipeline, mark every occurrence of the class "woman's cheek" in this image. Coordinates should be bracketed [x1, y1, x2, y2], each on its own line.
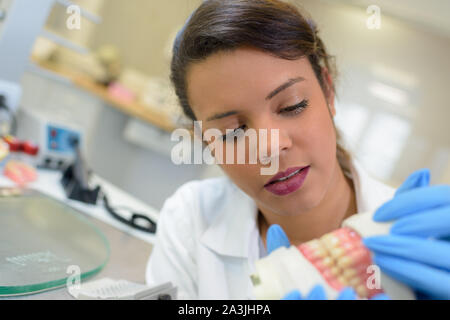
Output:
[220, 163, 262, 197]
[295, 109, 337, 176]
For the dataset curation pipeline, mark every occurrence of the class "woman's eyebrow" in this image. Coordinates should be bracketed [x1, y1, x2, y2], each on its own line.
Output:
[265, 77, 305, 100]
[206, 110, 239, 121]
[206, 77, 305, 121]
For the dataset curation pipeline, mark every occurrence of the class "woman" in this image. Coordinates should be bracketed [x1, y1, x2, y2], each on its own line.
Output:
[146, 0, 450, 300]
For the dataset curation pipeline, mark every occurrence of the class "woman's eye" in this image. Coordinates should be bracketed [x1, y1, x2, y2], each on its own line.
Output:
[222, 125, 247, 141]
[280, 99, 309, 116]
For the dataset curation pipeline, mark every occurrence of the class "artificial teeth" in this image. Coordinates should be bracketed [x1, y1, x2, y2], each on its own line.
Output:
[342, 268, 358, 280]
[297, 227, 386, 299]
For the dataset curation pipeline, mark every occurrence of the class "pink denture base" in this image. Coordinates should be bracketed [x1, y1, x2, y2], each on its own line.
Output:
[297, 227, 384, 298]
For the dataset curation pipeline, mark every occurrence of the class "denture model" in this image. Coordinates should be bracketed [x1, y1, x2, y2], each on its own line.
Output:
[251, 211, 416, 300]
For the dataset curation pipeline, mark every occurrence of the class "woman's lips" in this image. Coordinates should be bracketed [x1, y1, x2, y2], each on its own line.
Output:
[264, 166, 310, 196]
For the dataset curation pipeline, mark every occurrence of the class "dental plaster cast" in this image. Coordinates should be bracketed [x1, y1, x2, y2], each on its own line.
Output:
[251, 211, 416, 300]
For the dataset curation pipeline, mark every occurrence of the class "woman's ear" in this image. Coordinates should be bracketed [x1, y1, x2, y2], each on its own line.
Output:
[322, 67, 336, 117]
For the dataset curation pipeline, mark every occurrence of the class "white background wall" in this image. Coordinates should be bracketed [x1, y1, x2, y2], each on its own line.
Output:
[296, 0, 450, 185]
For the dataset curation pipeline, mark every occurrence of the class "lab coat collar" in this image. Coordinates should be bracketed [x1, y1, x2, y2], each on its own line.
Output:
[200, 179, 258, 259]
[349, 158, 395, 213]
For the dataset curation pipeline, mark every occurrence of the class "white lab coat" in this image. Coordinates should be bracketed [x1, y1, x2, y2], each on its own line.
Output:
[145, 159, 396, 299]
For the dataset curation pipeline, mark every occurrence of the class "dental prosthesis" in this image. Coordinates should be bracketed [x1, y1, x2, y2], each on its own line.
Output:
[251, 211, 416, 300]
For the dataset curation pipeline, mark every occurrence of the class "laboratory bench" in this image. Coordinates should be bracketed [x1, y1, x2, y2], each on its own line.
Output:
[0, 168, 158, 300]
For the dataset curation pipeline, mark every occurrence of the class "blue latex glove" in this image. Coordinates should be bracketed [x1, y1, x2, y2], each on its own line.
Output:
[282, 285, 390, 300]
[283, 285, 356, 300]
[266, 224, 290, 255]
[362, 169, 450, 300]
[267, 225, 390, 300]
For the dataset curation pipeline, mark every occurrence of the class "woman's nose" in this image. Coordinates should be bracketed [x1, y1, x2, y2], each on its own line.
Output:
[258, 125, 293, 166]
[278, 127, 293, 155]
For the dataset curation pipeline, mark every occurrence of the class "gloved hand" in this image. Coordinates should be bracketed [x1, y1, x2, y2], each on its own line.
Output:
[267, 225, 390, 300]
[283, 285, 355, 300]
[282, 285, 390, 300]
[362, 169, 450, 300]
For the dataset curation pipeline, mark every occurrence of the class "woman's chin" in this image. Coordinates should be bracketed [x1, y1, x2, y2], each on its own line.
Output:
[259, 193, 322, 217]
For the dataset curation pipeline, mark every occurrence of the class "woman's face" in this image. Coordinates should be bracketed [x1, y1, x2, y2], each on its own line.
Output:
[186, 47, 339, 217]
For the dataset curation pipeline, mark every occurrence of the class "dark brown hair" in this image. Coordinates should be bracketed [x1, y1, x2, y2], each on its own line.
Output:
[171, 0, 350, 170]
